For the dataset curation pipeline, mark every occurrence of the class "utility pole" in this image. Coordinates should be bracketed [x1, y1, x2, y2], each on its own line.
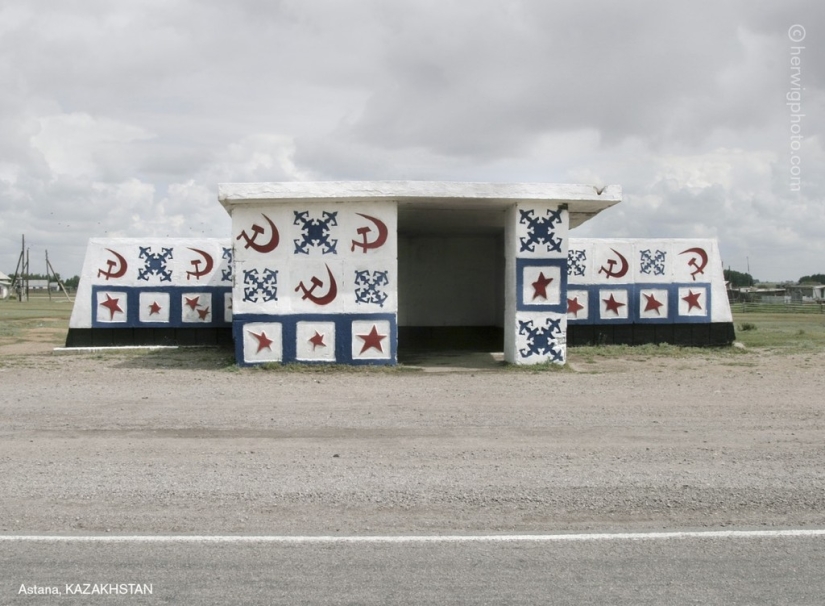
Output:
[11, 234, 27, 302]
[45, 250, 72, 302]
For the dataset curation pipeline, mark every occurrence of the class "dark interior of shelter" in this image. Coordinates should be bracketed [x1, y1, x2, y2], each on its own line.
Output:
[396, 205, 506, 362]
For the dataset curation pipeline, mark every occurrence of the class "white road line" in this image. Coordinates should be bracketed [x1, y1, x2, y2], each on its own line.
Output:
[1, 530, 824, 543]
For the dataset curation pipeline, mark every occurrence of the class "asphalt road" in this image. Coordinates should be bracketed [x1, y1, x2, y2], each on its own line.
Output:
[2, 533, 824, 605]
[2, 347, 825, 603]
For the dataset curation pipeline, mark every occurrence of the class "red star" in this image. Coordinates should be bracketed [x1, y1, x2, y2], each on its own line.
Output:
[184, 296, 200, 310]
[358, 325, 386, 354]
[682, 290, 703, 311]
[197, 306, 211, 320]
[567, 296, 585, 317]
[309, 331, 326, 350]
[148, 301, 162, 315]
[603, 294, 626, 315]
[100, 294, 123, 320]
[531, 272, 554, 300]
[250, 330, 274, 353]
[643, 293, 664, 315]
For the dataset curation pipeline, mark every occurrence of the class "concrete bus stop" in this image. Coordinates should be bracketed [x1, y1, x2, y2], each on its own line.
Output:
[65, 181, 734, 364]
[218, 182, 622, 366]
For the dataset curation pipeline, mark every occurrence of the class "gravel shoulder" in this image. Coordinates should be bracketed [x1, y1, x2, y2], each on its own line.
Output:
[1, 346, 824, 535]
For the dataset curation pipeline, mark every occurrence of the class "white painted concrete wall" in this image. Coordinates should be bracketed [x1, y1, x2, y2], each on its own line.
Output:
[567, 238, 732, 323]
[229, 200, 398, 365]
[69, 238, 232, 329]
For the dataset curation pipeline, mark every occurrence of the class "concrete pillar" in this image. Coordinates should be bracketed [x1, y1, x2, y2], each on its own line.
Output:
[504, 202, 569, 364]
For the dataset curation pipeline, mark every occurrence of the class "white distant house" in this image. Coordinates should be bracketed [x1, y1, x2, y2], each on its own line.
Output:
[0, 271, 11, 300]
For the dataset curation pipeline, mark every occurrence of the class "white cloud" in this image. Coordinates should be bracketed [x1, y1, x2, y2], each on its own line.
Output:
[0, 0, 823, 283]
[30, 113, 154, 179]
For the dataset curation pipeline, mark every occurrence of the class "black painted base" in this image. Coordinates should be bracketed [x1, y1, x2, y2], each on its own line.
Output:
[398, 326, 504, 352]
[63, 322, 736, 353]
[567, 322, 736, 347]
[64, 327, 234, 349]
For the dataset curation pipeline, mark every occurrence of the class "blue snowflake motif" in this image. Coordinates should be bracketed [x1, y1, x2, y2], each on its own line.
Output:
[137, 247, 173, 282]
[519, 208, 564, 254]
[354, 270, 389, 307]
[243, 268, 278, 303]
[518, 317, 564, 361]
[293, 210, 338, 255]
[221, 247, 233, 283]
[567, 249, 587, 277]
[640, 249, 667, 276]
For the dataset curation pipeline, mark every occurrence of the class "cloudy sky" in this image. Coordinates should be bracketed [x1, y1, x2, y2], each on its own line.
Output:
[1, 0, 822, 281]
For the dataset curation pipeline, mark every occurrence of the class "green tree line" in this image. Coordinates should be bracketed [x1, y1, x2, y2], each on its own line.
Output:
[724, 269, 754, 287]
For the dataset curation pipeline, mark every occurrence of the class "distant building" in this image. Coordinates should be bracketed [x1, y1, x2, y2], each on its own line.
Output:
[26, 279, 60, 291]
[785, 284, 825, 302]
[727, 286, 786, 303]
[0, 271, 10, 299]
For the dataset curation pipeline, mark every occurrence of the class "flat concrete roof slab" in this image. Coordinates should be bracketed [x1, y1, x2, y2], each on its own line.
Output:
[218, 181, 621, 229]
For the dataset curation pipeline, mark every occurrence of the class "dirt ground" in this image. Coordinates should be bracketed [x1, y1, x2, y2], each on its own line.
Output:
[1, 344, 824, 536]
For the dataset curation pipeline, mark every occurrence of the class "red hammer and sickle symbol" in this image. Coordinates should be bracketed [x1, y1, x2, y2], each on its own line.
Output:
[598, 249, 629, 279]
[97, 249, 128, 280]
[236, 214, 280, 253]
[350, 214, 388, 253]
[679, 247, 709, 281]
[186, 248, 214, 280]
[294, 264, 338, 305]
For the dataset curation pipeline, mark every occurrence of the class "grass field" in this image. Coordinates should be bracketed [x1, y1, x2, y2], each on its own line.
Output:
[2, 294, 824, 358]
[731, 312, 825, 351]
[0, 294, 74, 348]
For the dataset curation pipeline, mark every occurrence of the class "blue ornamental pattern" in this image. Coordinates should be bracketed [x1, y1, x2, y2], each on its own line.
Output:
[640, 249, 667, 276]
[354, 270, 389, 307]
[519, 208, 564, 254]
[221, 247, 233, 283]
[137, 247, 173, 282]
[243, 268, 278, 303]
[567, 249, 587, 277]
[293, 210, 338, 255]
[518, 316, 564, 361]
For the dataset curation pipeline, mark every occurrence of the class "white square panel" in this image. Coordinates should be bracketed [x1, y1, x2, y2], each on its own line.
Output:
[351, 320, 391, 360]
[514, 312, 566, 364]
[96, 291, 128, 323]
[515, 204, 568, 259]
[296, 321, 336, 362]
[243, 322, 283, 363]
[598, 288, 630, 320]
[181, 293, 212, 323]
[638, 288, 668, 319]
[522, 265, 562, 306]
[678, 286, 708, 317]
[139, 292, 170, 323]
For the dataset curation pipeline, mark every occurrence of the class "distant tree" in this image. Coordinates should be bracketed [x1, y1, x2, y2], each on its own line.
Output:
[63, 275, 80, 289]
[724, 269, 754, 287]
[799, 274, 825, 284]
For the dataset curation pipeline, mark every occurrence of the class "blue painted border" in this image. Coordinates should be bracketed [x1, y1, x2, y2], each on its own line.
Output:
[515, 258, 568, 313]
[91, 285, 232, 328]
[233, 313, 398, 366]
[567, 283, 712, 324]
